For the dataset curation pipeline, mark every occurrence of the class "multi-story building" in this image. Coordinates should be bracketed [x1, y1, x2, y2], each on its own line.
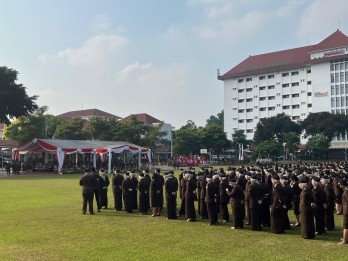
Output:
[57, 108, 121, 121]
[219, 30, 348, 149]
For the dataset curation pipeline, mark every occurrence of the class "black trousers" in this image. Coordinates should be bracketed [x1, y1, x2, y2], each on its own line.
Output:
[82, 191, 94, 213]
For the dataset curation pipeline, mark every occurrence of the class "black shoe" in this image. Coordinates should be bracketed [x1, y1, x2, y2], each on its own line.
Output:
[90, 212, 95, 215]
[82, 212, 86, 215]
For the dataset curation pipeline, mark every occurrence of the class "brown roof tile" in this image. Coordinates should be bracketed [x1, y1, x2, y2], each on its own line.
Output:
[219, 30, 348, 80]
[0, 140, 19, 147]
[123, 113, 161, 125]
[57, 109, 121, 120]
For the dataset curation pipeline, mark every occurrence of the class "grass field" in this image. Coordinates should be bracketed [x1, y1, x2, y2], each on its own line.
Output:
[0, 173, 347, 261]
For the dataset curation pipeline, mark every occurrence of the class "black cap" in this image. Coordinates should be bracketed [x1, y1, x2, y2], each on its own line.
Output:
[339, 179, 348, 186]
[272, 174, 280, 180]
[312, 176, 320, 182]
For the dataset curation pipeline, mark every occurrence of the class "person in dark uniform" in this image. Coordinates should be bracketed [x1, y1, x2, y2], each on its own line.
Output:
[259, 175, 271, 227]
[281, 176, 293, 230]
[244, 173, 252, 225]
[249, 175, 264, 231]
[98, 168, 110, 209]
[219, 172, 230, 222]
[122, 171, 133, 213]
[197, 171, 204, 216]
[227, 178, 244, 229]
[112, 169, 124, 211]
[150, 170, 161, 217]
[312, 176, 326, 235]
[199, 170, 208, 219]
[80, 169, 97, 214]
[333, 175, 343, 215]
[338, 179, 348, 244]
[213, 173, 221, 218]
[155, 169, 164, 213]
[205, 173, 218, 225]
[290, 175, 301, 226]
[185, 171, 197, 222]
[299, 177, 316, 239]
[129, 170, 138, 210]
[178, 171, 187, 217]
[143, 169, 152, 212]
[138, 170, 150, 215]
[164, 171, 178, 219]
[271, 175, 286, 234]
[91, 167, 102, 212]
[321, 175, 335, 231]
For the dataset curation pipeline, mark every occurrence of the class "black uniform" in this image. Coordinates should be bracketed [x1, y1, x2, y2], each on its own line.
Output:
[138, 175, 150, 214]
[80, 173, 97, 214]
[122, 176, 133, 213]
[165, 175, 178, 219]
[99, 173, 110, 208]
[112, 172, 124, 211]
[205, 179, 218, 225]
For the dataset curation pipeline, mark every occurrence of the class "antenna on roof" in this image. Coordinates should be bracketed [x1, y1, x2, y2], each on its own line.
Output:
[217, 68, 220, 77]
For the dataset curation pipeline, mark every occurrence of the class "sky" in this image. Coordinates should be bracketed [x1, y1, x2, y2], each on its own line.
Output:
[1, 0, 348, 129]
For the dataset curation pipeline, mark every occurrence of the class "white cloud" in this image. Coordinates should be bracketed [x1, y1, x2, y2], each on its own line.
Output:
[39, 33, 129, 66]
[298, 0, 348, 41]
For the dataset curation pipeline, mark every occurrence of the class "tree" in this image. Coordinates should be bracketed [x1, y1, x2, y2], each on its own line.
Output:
[253, 140, 282, 160]
[301, 112, 348, 141]
[253, 113, 301, 144]
[283, 131, 300, 159]
[87, 117, 119, 141]
[199, 124, 231, 155]
[173, 121, 200, 155]
[0, 66, 38, 124]
[113, 116, 150, 144]
[231, 130, 247, 150]
[206, 110, 224, 127]
[3, 106, 57, 144]
[140, 122, 167, 151]
[54, 118, 90, 140]
[306, 134, 330, 160]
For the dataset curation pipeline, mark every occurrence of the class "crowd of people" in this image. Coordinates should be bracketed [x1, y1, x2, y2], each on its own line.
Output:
[79, 161, 348, 244]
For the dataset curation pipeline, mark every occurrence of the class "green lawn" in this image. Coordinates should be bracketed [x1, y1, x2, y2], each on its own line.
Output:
[0, 173, 347, 261]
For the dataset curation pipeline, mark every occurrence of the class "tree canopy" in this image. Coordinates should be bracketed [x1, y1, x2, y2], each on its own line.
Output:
[206, 110, 224, 127]
[0, 66, 38, 124]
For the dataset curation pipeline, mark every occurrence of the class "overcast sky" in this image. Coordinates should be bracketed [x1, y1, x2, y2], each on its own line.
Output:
[1, 0, 347, 129]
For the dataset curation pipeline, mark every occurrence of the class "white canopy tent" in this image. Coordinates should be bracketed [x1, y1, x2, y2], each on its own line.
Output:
[13, 139, 152, 174]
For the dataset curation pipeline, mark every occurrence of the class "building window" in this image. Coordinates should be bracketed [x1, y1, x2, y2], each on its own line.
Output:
[238, 99, 244, 103]
[268, 96, 275, 100]
[238, 89, 244, 93]
[246, 98, 253, 102]
[259, 76, 265, 80]
[238, 119, 244, 123]
[268, 85, 275, 89]
[282, 72, 289, 77]
[246, 119, 253, 123]
[246, 78, 252, 82]
[246, 88, 252, 92]
[292, 105, 299, 109]
[238, 109, 244, 113]
[331, 98, 335, 107]
[246, 129, 253, 133]
[282, 83, 289, 88]
[260, 108, 266, 111]
[246, 108, 253, 112]
[307, 92, 312, 96]
[331, 73, 335, 83]
[308, 104, 312, 108]
[268, 74, 274, 79]
[307, 81, 311, 85]
[238, 79, 244, 83]
[291, 71, 299, 76]
[259, 86, 266, 90]
[282, 94, 290, 98]
[292, 82, 299, 87]
[341, 84, 345, 95]
[336, 97, 340, 107]
[307, 69, 311, 74]
[292, 93, 299, 98]
[259, 97, 266, 101]
[283, 105, 290, 109]
[336, 85, 339, 95]
[292, 116, 300, 120]
[268, 107, 275, 111]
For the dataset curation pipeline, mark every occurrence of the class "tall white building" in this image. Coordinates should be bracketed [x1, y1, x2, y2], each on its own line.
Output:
[219, 30, 348, 149]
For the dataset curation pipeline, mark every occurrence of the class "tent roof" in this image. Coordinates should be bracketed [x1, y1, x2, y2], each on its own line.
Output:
[15, 139, 149, 153]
